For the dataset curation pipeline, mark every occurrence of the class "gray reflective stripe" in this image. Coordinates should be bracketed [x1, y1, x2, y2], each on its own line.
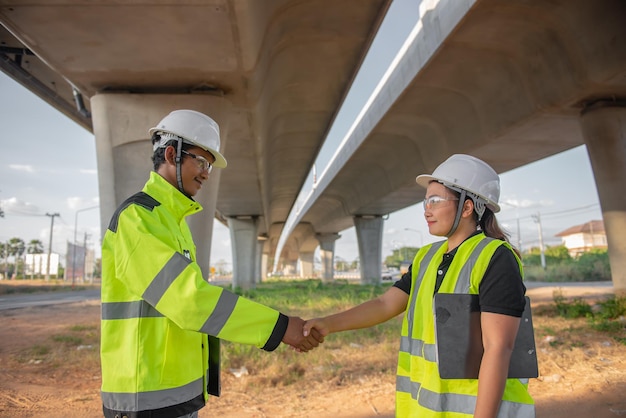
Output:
[419, 386, 476, 414]
[399, 336, 437, 362]
[394, 384, 535, 417]
[102, 300, 164, 320]
[102, 377, 203, 411]
[396, 375, 420, 398]
[143, 252, 191, 305]
[498, 399, 535, 418]
[406, 242, 445, 336]
[200, 290, 239, 336]
[453, 237, 495, 293]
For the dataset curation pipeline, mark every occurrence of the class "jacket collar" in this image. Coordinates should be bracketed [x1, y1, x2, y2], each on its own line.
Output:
[144, 171, 203, 221]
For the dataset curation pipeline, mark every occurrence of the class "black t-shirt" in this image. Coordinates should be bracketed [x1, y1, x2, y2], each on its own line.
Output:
[393, 238, 526, 317]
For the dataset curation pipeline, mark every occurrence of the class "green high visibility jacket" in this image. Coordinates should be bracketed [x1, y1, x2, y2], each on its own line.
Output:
[101, 172, 288, 418]
[396, 233, 535, 417]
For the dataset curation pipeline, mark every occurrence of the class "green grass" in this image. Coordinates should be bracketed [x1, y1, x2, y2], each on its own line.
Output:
[551, 291, 626, 345]
[221, 279, 401, 386]
[0, 280, 89, 295]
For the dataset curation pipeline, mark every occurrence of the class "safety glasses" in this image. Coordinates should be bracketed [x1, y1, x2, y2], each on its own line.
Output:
[423, 195, 459, 210]
[182, 150, 213, 173]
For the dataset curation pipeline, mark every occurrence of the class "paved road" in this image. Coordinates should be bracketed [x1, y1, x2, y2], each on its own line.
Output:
[524, 281, 613, 289]
[0, 288, 101, 311]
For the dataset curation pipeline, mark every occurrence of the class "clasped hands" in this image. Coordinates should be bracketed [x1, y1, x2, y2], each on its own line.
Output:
[282, 316, 329, 352]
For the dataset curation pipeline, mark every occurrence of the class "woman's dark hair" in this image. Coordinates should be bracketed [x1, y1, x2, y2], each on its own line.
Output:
[151, 135, 193, 171]
[475, 203, 520, 257]
[449, 188, 520, 257]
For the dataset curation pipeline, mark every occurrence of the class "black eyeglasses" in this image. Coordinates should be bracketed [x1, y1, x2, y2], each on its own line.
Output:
[182, 150, 213, 173]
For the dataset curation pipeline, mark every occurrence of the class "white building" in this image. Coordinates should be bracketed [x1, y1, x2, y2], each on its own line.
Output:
[555, 220, 607, 257]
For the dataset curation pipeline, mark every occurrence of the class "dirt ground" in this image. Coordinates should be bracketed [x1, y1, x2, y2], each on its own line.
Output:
[0, 283, 625, 418]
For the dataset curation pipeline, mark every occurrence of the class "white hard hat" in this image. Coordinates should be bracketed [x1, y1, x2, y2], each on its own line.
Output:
[416, 154, 500, 213]
[149, 109, 227, 168]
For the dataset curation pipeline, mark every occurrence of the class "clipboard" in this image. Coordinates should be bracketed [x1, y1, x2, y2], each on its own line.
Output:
[433, 293, 538, 379]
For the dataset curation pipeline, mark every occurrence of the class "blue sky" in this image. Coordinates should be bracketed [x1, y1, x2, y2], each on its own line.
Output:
[0, 0, 603, 268]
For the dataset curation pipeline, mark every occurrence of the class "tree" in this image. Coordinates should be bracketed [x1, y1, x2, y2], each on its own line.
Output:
[576, 249, 611, 281]
[27, 239, 44, 254]
[385, 246, 420, 269]
[524, 244, 571, 266]
[8, 237, 25, 279]
[0, 242, 8, 279]
[26, 239, 45, 279]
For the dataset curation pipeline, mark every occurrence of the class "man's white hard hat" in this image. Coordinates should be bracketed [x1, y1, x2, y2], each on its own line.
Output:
[149, 109, 227, 168]
[416, 154, 500, 213]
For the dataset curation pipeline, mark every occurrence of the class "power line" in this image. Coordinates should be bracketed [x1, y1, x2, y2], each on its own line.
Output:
[500, 203, 600, 224]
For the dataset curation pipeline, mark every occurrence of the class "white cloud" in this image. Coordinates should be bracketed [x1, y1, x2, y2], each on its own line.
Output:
[66, 196, 100, 211]
[79, 169, 97, 175]
[2, 197, 40, 215]
[9, 164, 34, 173]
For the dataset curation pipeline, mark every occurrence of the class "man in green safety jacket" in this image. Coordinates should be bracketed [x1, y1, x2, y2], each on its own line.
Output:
[101, 109, 323, 418]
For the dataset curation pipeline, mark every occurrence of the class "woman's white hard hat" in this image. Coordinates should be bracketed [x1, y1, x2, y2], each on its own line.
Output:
[416, 154, 500, 213]
[149, 109, 227, 168]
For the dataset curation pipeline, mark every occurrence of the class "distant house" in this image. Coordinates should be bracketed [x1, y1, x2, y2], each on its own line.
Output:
[555, 220, 607, 257]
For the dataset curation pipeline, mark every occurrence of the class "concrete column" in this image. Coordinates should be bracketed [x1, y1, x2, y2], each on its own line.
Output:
[354, 216, 384, 285]
[229, 217, 259, 290]
[254, 238, 267, 285]
[260, 252, 268, 282]
[316, 233, 340, 282]
[580, 101, 626, 295]
[299, 251, 315, 278]
[91, 93, 231, 278]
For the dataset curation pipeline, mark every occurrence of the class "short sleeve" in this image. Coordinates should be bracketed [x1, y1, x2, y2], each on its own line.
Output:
[478, 245, 526, 317]
[393, 264, 413, 295]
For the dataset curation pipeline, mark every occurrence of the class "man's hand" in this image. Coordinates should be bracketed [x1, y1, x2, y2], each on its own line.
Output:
[282, 316, 324, 352]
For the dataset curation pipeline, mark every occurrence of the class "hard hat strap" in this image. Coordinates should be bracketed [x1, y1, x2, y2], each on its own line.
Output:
[443, 182, 487, 221]
[446, 189, 466, 238]
[175, 138, 186, 195]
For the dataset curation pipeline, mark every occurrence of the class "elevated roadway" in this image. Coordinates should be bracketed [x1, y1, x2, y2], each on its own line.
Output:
[276, 0, 626, 291]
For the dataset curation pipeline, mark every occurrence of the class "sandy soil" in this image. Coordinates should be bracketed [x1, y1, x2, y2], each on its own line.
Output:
[0, 283, 624, 418]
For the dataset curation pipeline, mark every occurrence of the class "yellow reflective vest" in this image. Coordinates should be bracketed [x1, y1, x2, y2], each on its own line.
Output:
[396, 233, 535, 417]
[101, 172, 287, 417]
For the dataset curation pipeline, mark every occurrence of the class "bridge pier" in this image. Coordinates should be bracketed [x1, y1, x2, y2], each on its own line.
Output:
[257, 238, 268, 283]
[299, 251, 315, 278]
[229, 217, 260, 290]
[580, 101, 626, 295]
[354, 216, 384, 285]
[91, 93, 230, 279]
[316, 233, 341, 283]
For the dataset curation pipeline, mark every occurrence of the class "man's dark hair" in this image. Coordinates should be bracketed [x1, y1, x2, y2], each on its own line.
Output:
[151, 134, 193, 171]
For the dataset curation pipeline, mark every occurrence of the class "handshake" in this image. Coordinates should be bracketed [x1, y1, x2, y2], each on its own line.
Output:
[281, 316, 329, 352]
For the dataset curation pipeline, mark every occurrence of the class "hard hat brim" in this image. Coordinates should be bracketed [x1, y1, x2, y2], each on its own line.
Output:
[415, 174, 500, 213]
[149, 127, 228, 168]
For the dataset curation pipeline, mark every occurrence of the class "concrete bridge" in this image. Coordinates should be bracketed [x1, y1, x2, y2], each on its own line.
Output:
[1, 0, 625, 292]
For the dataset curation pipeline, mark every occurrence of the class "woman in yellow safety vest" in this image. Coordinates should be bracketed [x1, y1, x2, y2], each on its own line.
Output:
[304, 154, 535, 417]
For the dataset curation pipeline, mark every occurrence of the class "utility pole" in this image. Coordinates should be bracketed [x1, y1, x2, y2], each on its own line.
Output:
[45, 212, 60, 281]
[72, 205, 99, 287]
[83, 231, 91, 283]
[531, 212, 546, 270]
